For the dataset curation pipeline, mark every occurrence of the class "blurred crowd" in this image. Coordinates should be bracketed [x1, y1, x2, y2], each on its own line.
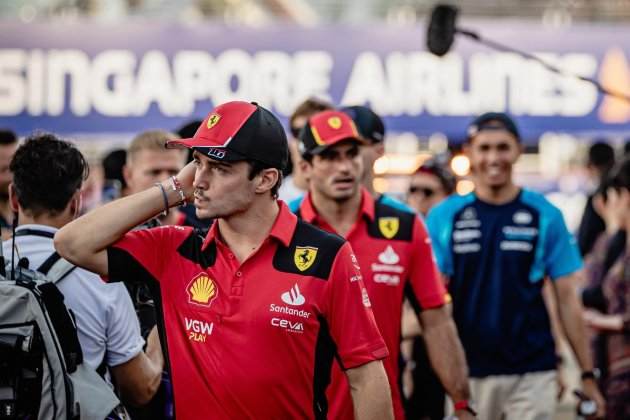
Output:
[1, 97, 629, 420]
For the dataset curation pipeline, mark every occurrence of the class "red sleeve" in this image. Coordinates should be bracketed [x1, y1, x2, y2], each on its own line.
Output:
[325, 242, 389, 370]
[107, 225, 189, 283]
[408, 217, 451, 310]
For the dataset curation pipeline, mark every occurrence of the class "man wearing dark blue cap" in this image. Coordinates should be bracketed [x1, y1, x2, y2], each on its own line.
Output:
[426, 112, 605, 419]
[340, 106, 386, 197]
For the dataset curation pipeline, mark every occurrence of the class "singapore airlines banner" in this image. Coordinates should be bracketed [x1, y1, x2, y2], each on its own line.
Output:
[0, 21, 629, 143]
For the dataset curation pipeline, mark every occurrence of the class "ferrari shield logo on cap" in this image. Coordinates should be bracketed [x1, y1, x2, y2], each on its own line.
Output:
[327, 116, 342, 129]
[294, 246, 318, 271]
[378, 217, 399, 239]
[207, 113, 221, 129]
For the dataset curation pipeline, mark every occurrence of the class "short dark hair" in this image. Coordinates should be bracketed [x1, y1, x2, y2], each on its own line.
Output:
[588, 142, 615, 172]
[609, 156, 630, 190]
[11, 133, 89, 216]
[467, 112, 520, 143]
[102, 149, 127, 190]
[247, 160, 283, 198]
[0, 129, 17, 146]
[415, 159, 456, 194]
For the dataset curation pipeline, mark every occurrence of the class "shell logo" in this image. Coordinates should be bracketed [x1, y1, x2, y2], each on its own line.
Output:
[186, 274, 218, 307]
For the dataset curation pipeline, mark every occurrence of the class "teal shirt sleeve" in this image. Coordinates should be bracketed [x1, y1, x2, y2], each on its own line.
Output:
[542, 206, 583, 280]
[425, 204, 454, 277]
[288, 196, 304, 213]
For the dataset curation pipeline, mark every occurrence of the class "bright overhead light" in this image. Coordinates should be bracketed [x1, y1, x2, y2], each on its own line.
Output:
[451, 154, 470, 177]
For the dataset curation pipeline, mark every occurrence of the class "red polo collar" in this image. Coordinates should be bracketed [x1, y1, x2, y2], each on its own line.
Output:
[300, 187, 375, 224]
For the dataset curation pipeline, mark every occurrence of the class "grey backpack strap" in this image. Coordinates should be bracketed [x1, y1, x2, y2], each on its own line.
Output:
[38, 252, 77, 284]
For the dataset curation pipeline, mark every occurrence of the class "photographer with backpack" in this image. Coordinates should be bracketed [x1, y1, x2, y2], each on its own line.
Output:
[2, 133, 163, 413]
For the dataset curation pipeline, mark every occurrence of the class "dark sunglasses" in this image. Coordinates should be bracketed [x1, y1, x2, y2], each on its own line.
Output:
[290, 126, 302, 139]
[408, 186, 435, 197]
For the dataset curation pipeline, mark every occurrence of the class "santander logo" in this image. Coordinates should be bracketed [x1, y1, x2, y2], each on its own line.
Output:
[281, 284, 305, 306]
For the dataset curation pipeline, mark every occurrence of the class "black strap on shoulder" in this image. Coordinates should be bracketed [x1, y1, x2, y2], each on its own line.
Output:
[37, 252, 62, 275]
[38, 282, 84, 373]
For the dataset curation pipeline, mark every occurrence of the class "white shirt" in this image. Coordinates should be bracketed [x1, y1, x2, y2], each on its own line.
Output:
[3, 224, 144, 369]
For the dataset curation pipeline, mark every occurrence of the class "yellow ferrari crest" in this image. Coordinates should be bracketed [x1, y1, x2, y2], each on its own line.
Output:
[294, 246, 318, 271]
[378, 217, 399, 239]
[327, 116, 342, 129]
[207, 113, 221, 129]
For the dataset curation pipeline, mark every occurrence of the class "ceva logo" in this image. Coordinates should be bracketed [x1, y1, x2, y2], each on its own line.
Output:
[271, 318, 304, 333]
[281, 284, 305, 306]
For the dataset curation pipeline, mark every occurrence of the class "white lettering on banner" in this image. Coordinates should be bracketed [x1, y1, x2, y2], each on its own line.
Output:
[0, 48, 599, 118]
[47, 50, 91, 116]
[0, 48, 333, 117]
[91, 50, 136, 116]
[0, 49, 26, 115]
[341, 50, 598, 117]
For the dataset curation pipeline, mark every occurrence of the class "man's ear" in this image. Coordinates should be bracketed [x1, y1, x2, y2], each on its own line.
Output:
[298, 158, 311, 176]
[69, 190, 83, 219]
[122, 164, 133, 190]
[374, 143, 385, 159]
[255, 168, 280, 194]
[8, 183, 19, 213]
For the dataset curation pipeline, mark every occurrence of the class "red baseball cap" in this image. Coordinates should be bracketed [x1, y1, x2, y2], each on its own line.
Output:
[167, 101, 288, 169]
[298, 110, 366, 156]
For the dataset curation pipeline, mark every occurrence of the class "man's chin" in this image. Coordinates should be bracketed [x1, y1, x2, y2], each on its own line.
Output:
[331, 190, 356, 203]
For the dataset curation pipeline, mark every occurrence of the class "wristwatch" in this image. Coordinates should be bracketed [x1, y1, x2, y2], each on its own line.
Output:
[454, 399, 478, 416]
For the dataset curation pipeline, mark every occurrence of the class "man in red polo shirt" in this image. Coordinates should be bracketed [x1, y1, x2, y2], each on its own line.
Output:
[55, 101, 393, 420]
[293, 110, 474, 420]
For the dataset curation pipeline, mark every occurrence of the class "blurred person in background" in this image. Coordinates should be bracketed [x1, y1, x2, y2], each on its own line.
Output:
[407, 159, 456, 217]
[340, 105, 385, 198]
[102, 149, 128, 202]
[81, 157, 106, 214]
[340, 105, 414, 218]
[581, 174, 626, 394]
[4, 133, 163, 409]
[279, 97, 333, 202]
[293, 110, 473, 420]
[0, 129, 19, 234]
[582, 157, 630, 420]
[578, 142, 616, 256]
[124, 130, 190, 227]
[402, 158, 456, 420]
[426, 112, 605, 420]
